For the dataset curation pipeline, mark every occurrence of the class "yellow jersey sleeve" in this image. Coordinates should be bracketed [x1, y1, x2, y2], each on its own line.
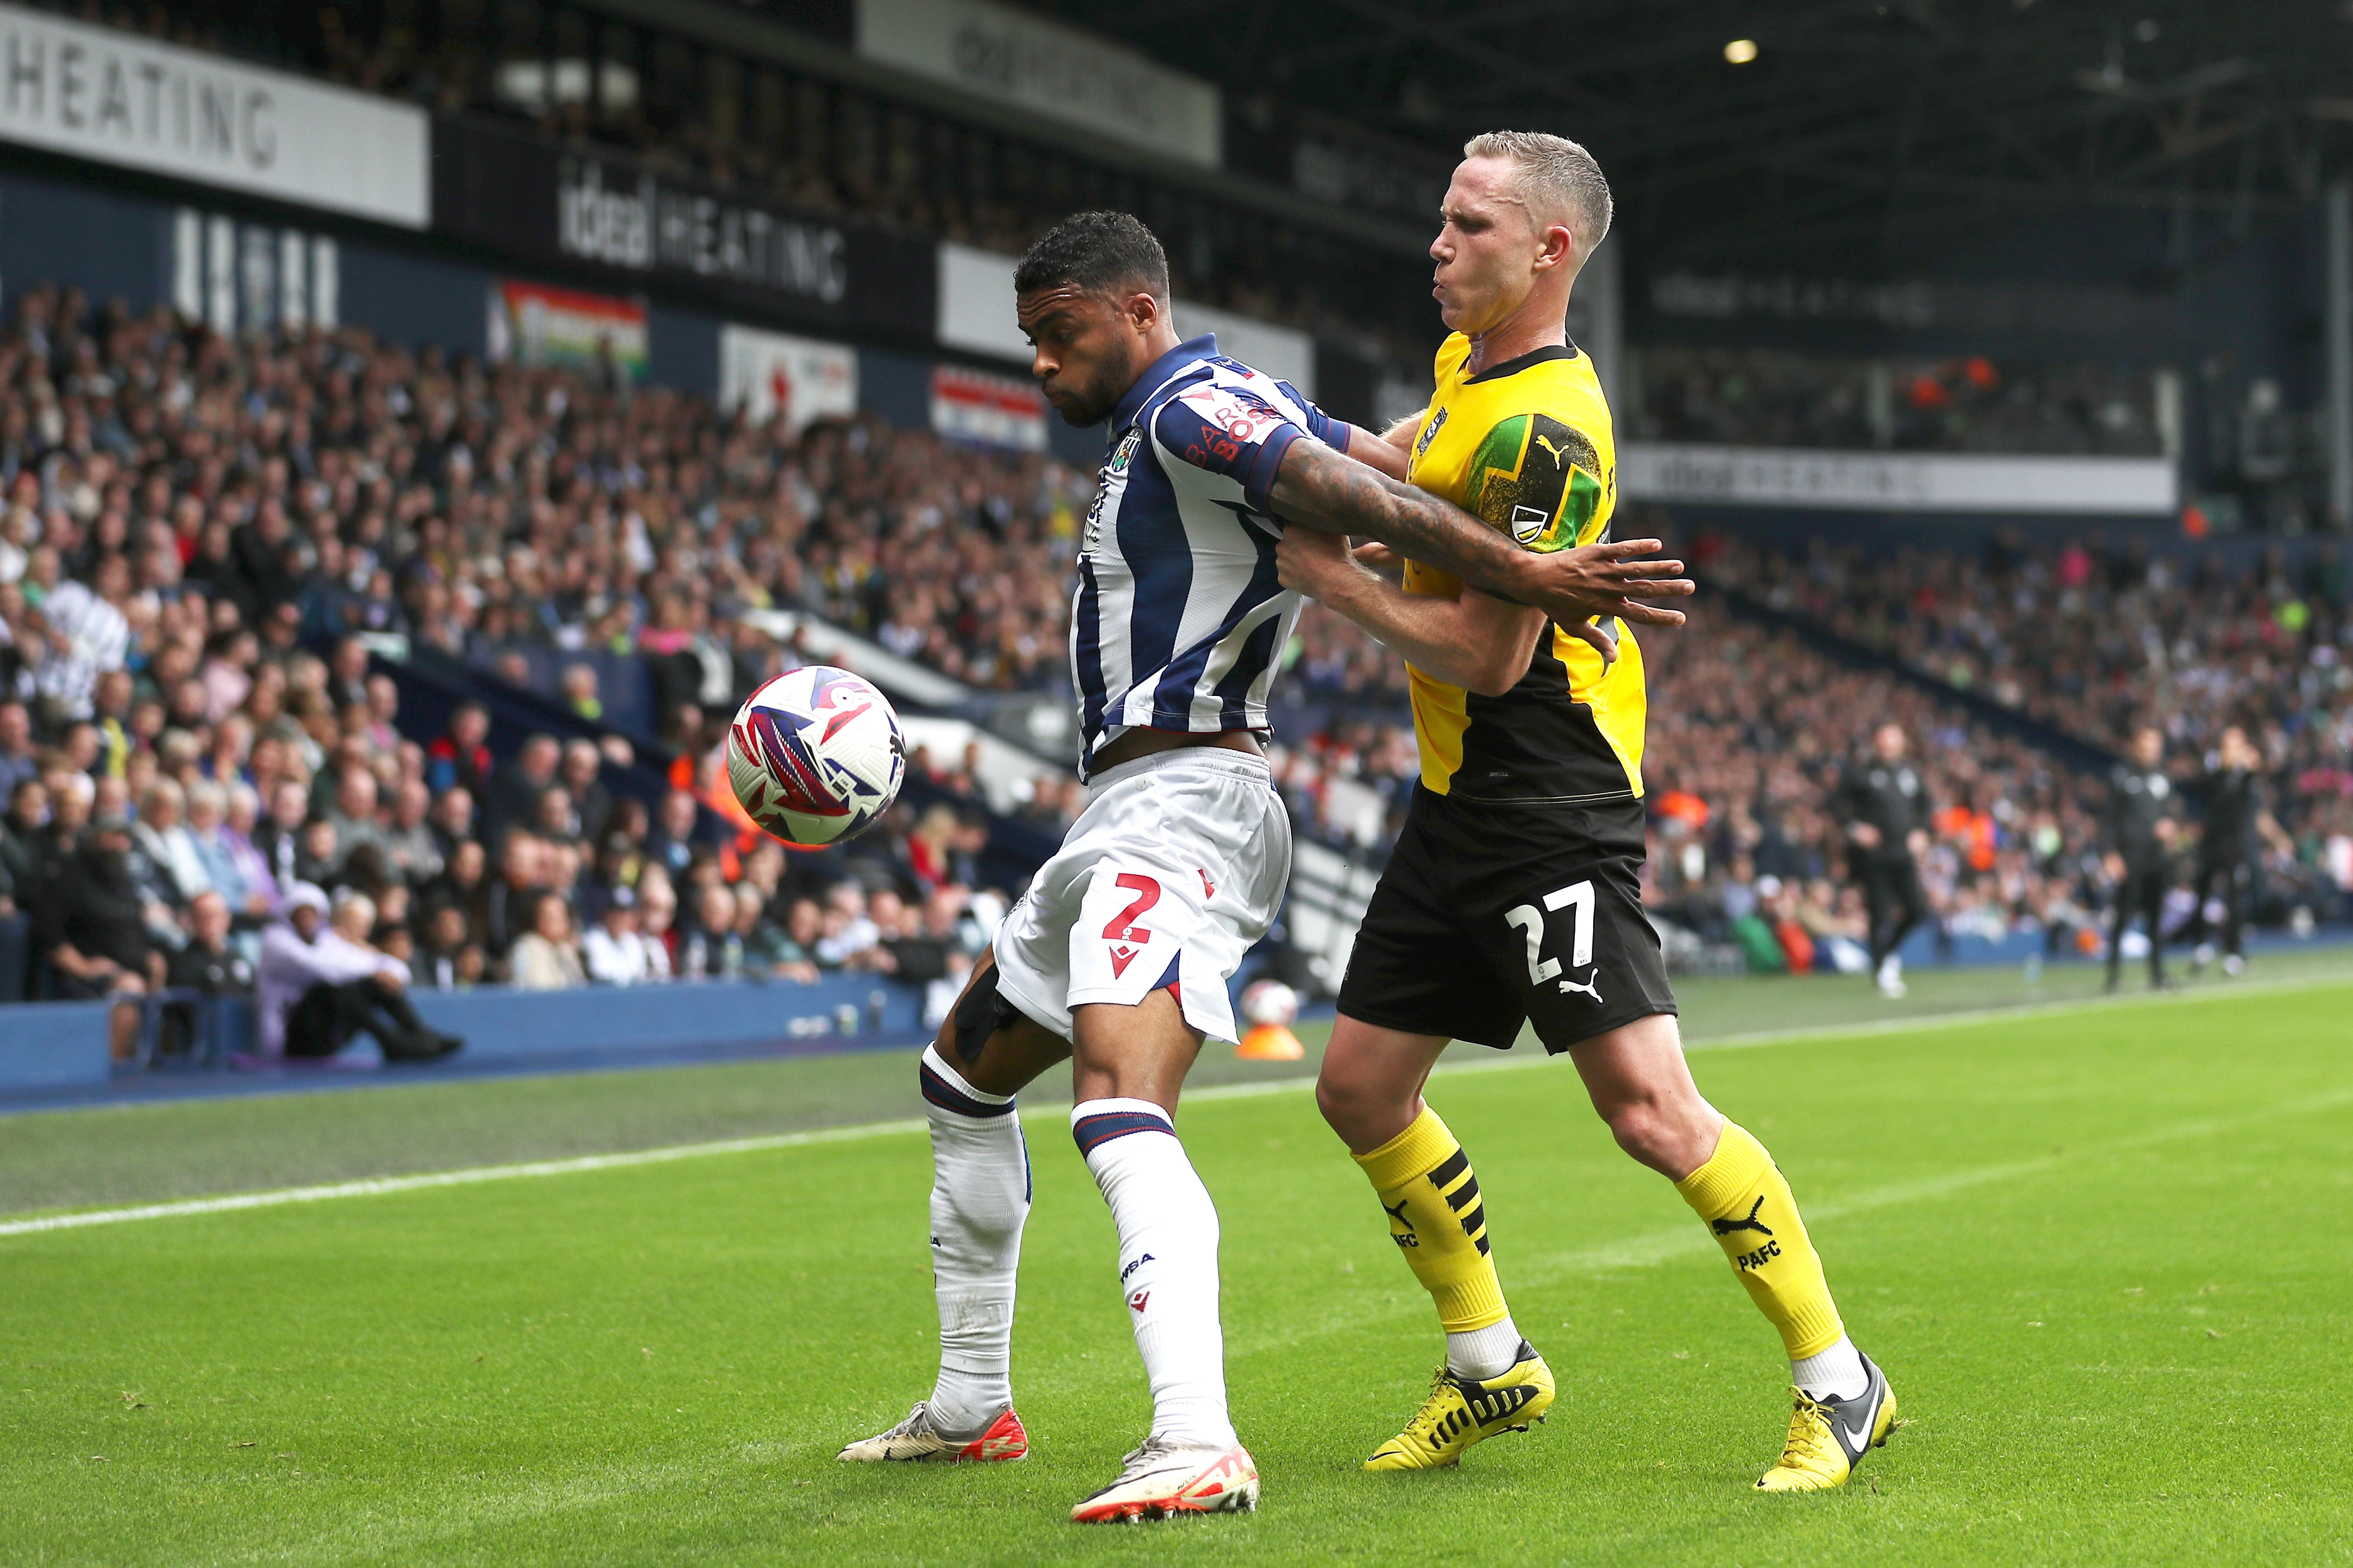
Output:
[1458, 410, 1612, 554]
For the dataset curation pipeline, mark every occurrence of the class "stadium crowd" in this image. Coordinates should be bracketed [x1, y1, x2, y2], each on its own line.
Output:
[1268, 519, 2353, 976]
[1, 280, 2346, 1067]
[0, 296, 1051, 1058]
[1698, 528, 2353, 881]
[1629, 348, 2166, 457]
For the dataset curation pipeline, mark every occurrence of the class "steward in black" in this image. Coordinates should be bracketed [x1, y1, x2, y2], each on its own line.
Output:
[2189, 726, 2270, 968]
[2104, 728, 2179, 991]
[1834, 726, 1930, 978]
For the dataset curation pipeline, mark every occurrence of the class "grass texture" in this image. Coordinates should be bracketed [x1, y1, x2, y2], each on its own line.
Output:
[3, 974, 2350, 1564]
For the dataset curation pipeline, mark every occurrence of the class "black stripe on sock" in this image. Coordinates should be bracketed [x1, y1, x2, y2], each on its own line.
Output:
[1429, 1148, 1471, 1189]
[1475, 1233, 1492, 1256]
[1442, 1174, 1480, 1212]
[1458, 1203, 1487, 1238]
[920, 1061, 1015, 1119]
[1072, 1110, 1174, 1154]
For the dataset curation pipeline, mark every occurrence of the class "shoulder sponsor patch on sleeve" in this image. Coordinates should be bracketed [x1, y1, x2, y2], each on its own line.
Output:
[1151, 381, 1307, 503]
[1464, 413, 1607, 552]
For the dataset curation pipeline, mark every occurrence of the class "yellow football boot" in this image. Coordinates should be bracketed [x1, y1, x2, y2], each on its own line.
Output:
[1364, 1342, 1554, 1471]
[1756, 1352, 1898, 1491]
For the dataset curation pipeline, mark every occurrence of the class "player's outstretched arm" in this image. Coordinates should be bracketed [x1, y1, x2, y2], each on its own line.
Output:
[1268, 437, 1691, 639]
[1275, 528, 1542, 697]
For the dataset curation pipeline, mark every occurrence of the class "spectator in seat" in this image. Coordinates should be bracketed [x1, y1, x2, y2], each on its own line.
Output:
[0, 698, 35, 799]
[42, 812, 164, 1059]
[292, 816, 341, 892]
[509, 890, 587, 989]
[328, 637, 371, 712]
[777, 896, 829, 973]
[412, 902, 475, 992]
[420, 838, 489, 942]
[582, 885, 659, 986]
[36, 550, 133, 721]
[258, 884, 460, 1063]
[637, 870, 678, 979]
[429, 785, 476, 863]
[380, 778, 443, 886]
[560, 739, 613, 846]
[814, 882, 881, 969]
[531, 784, 579, 849]
[201, 782, 279, 922]
[645, 787, 702, 879]
[484, 732, 561, 840]
[1, 778, 47, 901]
[162, 889, 255, 1054]
[323, 766, 388, 870]
[675, 881, 745, 979]
[560, 662, 603, 723]
[251, 779, 311, 893]
[427, 702, 493, 799]
[483, 831, 545, 957]
[131, 778, 210, 907]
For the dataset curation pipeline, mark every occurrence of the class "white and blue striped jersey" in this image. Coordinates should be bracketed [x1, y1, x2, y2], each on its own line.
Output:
[1070, 334, 1340, 777]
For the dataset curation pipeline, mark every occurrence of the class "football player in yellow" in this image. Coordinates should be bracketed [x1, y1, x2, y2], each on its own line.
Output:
[1276, 131, 1897, 1491]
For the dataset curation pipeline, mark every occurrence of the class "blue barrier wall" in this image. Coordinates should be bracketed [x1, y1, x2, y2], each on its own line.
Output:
[0, 1001, 116, 1089]
[406, 975, 924, 1064]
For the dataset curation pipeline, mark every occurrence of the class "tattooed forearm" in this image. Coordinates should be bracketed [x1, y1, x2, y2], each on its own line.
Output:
[1270, 438, 1529, 598]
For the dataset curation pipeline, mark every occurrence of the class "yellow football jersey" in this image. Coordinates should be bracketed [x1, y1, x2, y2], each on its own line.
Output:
[1401, 333, 1646, 802]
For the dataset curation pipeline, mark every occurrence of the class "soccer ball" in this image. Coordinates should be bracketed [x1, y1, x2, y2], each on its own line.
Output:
[1240, 980, 1299, 1028]
[726, 666, 906, 847]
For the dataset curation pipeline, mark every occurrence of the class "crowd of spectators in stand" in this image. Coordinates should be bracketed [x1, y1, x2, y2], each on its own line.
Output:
[1629, 348, 2166, 457]
[1695, 527, 2353, 901]
[1266, 519, 2353, 976]
[2, 274, 2349, 1057]
[0, 295, 1042, 1060]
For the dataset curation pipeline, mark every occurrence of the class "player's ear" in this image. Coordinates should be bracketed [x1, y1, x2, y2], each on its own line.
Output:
[1534, 221, 1577, 274]
[1123, 289, 1165, 337]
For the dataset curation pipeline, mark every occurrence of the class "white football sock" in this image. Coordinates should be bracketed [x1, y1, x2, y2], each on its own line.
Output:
[920, 1045, 1030, 1436]
[1445, 1316, 1525, 1381]
[1791, 1335, 1868, 1403]
[1072, 1098, 1235, 1449]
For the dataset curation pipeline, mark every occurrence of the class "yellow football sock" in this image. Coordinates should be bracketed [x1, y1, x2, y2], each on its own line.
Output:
[1675, 1122, 1845, 1359]
[1353, 1106, 1508, 1333]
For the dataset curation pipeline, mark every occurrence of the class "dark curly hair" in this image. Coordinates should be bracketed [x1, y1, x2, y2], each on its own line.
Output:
[1013, 211, 1169, 303]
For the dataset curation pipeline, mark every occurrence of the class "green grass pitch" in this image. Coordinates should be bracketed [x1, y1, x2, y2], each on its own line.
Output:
[3, 973, 2351, 1565]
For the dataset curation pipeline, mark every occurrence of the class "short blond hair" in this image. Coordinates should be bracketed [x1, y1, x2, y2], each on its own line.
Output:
[1462, 130, 1613, 268]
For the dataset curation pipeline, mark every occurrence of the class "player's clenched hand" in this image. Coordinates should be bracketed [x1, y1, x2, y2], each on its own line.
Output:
[1511, 539, 1694, 630]
[1275, 523, 1360, 597]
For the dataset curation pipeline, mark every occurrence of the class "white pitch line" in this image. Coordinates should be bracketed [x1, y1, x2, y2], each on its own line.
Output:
[0, 1119, 925, 1239]
[4, 968, 2346, 1242]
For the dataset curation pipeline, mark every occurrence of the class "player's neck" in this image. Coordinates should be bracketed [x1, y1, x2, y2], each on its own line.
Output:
[1463, 290, 1568, 376]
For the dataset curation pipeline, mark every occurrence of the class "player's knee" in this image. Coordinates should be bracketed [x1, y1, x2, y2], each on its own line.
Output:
[1314, 1070, 1414, 1153]
[1313, 1070, 1376, 1139]
[1600, 1095, 1706, 1177]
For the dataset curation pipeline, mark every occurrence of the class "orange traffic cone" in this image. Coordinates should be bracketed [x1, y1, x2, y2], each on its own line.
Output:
[1236, 1022, 1305, 1060]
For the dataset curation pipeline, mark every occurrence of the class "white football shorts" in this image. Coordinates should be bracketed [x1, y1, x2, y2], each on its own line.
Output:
[993, 746, 1290, 1046]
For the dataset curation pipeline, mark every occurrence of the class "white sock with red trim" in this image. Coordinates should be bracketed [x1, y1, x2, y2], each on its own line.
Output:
[1071, 1097, 1235, 1449]
[921, 1045, 1029, 1437]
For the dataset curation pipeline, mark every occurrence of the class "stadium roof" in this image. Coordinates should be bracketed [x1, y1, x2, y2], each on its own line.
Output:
[1042, 0, 2353, 271]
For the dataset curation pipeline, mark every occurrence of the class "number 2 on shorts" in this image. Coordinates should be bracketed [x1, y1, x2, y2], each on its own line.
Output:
[1102, 872, 1161, 944]
[1503, 880, 1595, 985]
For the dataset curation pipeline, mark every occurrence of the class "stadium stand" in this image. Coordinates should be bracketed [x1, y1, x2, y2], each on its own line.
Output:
[1, 0, 2349, 1098]
[0, 298, 1061, 1059]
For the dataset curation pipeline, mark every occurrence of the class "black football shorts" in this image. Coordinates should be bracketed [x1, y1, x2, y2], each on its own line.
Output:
[1336, 786, 1678, 1053]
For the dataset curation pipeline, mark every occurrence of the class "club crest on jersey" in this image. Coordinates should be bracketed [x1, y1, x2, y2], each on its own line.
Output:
[1412, 406, 1448, 468]
[1084, 431, 1140, 555]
